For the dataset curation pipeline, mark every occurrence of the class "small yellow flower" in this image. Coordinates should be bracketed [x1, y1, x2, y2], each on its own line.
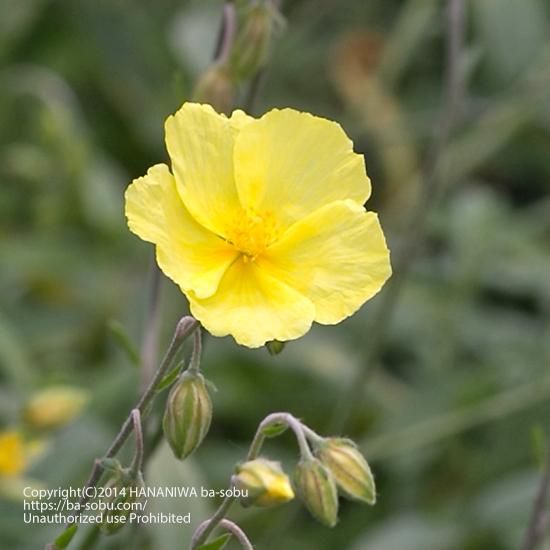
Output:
[23, 386, 88, 430]
[125, 103, 391, 347]
[0, 431, 27, 478]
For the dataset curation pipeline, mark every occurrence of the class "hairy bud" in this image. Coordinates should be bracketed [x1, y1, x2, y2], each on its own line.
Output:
[163, 371, 212, 460]
[234, 458, 294, 507]
[230, 3, 283, 79]
[294, 457, 338, 527]
[193, 65, 235, 115]
[315, 438, 376, 504]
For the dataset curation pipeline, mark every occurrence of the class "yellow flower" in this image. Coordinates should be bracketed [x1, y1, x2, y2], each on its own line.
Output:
[23, 386, 88, 430]
[125, 103, 391, 347]
[0, 431, 27, 478]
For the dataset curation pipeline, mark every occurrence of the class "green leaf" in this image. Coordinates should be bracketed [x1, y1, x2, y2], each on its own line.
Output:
[195, 533, 232, 550]
[107, 319, 139, 367]
[156, 362, 184, 392]
[53, 525, 78, 548]
[262, 421, 288, 438]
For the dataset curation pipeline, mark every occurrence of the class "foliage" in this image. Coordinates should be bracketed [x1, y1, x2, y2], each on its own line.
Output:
[1, 0, 549, 549]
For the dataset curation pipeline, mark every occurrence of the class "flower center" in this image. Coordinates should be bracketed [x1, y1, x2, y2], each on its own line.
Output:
[225, 210, 279, 261]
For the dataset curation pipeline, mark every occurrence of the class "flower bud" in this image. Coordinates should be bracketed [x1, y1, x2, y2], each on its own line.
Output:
[315, 437, 376, 504]
[23, 386, 87, 430]
[193, 65, 235, 115]
[265, 340, 285, 355]
[234, 458, 294, 507]
[163, 371, 212, 460]
[315, 438, 376, 505]
[230, 3, 282, 80]
[100, 469, 145, 535]
[293, 457, 338, 527]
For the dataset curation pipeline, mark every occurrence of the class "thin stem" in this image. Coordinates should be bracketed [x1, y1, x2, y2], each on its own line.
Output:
[188, 327, 202, 373]
[67, 316, 198, 525]
[130, 409, 144, 476]
[140, 260, 162, 391]
[215, 519, 254, 550]
[247, 412, 313, 461]
[190, 478, 237, 549]
[521, 446, 550, 550]
[300, 423, 325, 447]
[330, 0, 466, 432]
[215, 1, 237, 65]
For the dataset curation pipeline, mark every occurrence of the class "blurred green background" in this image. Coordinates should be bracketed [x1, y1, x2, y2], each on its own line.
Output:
[1, 0, 550, 549]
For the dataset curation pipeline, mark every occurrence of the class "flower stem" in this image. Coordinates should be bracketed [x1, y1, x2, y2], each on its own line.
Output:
[248, 412, 313, 460]
[190, 478, 237, 549]
[61, 316, 198, 531]
[130, 409, 144, 476]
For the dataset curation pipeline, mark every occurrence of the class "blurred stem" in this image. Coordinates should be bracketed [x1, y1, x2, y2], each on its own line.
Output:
[522, 444, 550, 550]
[140, 260, 161, 391]
[330, 0, 466, 432]
[364, 372, 550, 461]
[216, 1, 237, 64]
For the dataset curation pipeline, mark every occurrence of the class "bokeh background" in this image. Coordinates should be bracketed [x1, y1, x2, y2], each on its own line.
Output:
[1, 0, 550, 549]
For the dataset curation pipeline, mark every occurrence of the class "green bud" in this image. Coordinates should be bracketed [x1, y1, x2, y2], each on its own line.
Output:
[230, 3, 283, 80]
[100, 469, 145, 535]
[315, 438, 376, 504]
[193, 65, 235, 115]
[163, 371, 212, 460]
[294, 457, 338, 527]
[234, 458, 294, 507]
[265, 340, 285, 355]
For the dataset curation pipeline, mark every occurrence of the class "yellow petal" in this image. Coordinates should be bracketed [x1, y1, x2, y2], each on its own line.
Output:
[230, 108, 254, 130]
[188, 258, 315, 348]
[261, 200, 391, 324]
[234, 108, 371, 228]
[165, 102, 241, 236]
[125, 164, 237, 299]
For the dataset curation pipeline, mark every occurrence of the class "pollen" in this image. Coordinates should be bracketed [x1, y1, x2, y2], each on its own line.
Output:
[225, 209, 279, 260]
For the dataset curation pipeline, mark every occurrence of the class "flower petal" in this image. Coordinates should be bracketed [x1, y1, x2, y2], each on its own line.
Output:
[125, 164, 237, 299]
[165, 102, 241, 236]
[261, 200, 391, 324]
[188, 258, 315, 348]
[234, 108, 371, 228]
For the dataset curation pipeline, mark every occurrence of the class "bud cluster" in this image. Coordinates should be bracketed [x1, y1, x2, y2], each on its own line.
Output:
[193, 0, 284, 113]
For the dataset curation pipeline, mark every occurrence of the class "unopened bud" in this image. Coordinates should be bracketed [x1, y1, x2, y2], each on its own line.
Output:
[315, 438, 376, 505]
[23, 386, 87, 430]
[230, 3, 282, 79]
[193, 65, 235, 115]
[163, 371, 212, 460]
[294, 458, 338, 527]
[265, 340, 285, 355]
[234, 458, 294, 507]
[100, 469, 145, 535]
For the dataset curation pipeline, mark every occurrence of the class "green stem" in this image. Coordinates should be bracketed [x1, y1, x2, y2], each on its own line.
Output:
[248, 412, 313, 460]
[190, 478, 237, 549]
[62, 317, 198, 531]
[187, 327, 202, 374]
[130, 409, 144, 476]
